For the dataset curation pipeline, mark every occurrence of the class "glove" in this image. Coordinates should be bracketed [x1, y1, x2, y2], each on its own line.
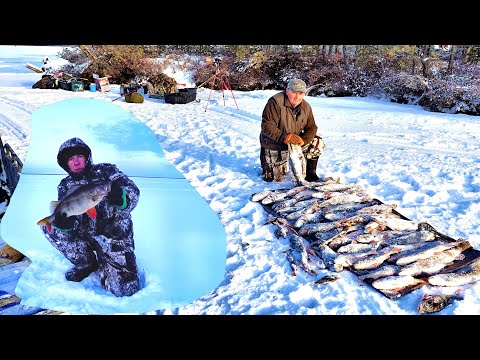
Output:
[107, 181, 126, 208]
[284, 133, 304, 146]
[53, 212, 75, 231]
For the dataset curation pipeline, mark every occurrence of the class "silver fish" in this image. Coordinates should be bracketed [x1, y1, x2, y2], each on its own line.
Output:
[261, 191, 291, 205]
[262, 186, 309, 205]
[299, 222, 339, 236]
[357, 265, 401, 281]
[251, 189, 284, 202]
[387, 241, 445, 263]
[289, 234, 325, 275]
[427, 270, 480, 287]
[272, 197, 300, 212]
[337, 242, 381, 254]
[274, 224, 289, 238]
[294, 210, 325, 229]
[371, 275, 425, 291]
[314, 244, 342, 272]
[279, 199, 318, 217]
[288, 143, 307, 187]
[299, 214, 367, 236]
[354, 230, 404, 244]
[312, 192, 371, 208]
[394, 240, 461, 266]
[304, 178, 338, 188]
[370, 214, 419, 232]
[264, 217, 295, 238]
[292, 188, 317, 202]
[383, 230, 436, 246]
[364, 221, 388, 233]
[311, 228, 346, 247]
[37, 181, 112, 233]
[334, 250, 378, 268]
[356, 204, 397, 215]
[312, 274, 339, 285]
[323, 201, 375, 214]
[328, 227, 364, 251]
[352, 246, 402, 270]
[323, 211, 358, 222]
[285, 250, 300, 276]
[308, 183, 365, 194]
[398, 240, 471, 276]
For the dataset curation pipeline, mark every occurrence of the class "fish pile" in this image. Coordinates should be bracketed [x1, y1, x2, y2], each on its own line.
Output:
[252, 178, 480, 301]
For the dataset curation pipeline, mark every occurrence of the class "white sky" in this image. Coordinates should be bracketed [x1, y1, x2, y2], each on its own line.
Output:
[1, 47, 480, 315]
[0, 45, 65, 57]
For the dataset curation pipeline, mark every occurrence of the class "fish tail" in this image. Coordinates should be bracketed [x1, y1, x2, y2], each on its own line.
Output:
[37, 215, 54, 229]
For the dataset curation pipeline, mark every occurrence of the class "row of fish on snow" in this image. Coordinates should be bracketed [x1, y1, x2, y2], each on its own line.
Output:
[251, 175, 480, 311]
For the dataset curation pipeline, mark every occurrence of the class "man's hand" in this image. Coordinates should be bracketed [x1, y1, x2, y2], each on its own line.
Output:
[284, 133, 304, 146]
[53, 212, 75, 230]
[107, 181, 126, 207]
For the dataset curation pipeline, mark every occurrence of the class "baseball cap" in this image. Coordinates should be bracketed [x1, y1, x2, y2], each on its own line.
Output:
[287, 78, 307, 93]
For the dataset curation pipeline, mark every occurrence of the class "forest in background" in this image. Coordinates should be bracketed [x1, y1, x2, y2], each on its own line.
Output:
[58, 45, 480, 116]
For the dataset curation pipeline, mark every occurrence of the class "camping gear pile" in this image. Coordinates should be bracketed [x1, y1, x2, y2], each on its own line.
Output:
[32, 71, 87, 92]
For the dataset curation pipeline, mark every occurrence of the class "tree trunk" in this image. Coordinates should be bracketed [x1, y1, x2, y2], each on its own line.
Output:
[377, 45, 384, 73]
[448, 45, 456, 74]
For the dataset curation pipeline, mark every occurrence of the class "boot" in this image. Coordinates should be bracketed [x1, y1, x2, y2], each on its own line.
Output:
[305, 158, 320, 182]
[65, 262, 99, 282]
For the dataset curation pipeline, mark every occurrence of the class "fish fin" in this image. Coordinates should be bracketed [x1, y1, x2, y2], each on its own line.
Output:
[49, 201, 61, 214]
[37, 216, 54, 233]
[37, 216, 54, 227]
[37, 217, 48, 226]
[86, 207, 97, 220]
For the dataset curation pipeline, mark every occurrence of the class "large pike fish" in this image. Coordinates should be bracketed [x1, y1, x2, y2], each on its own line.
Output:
[37, 181, 112, 233]
[288, 143, 307, 187]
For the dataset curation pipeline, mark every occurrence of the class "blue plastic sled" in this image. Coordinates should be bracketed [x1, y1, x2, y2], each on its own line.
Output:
[0, 98, 226, 314]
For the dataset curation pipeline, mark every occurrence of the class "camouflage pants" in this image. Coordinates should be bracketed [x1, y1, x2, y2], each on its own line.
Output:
[260, 135, 326, 182]
[47, 228, 140, 297]
[94, 235, 140, 297]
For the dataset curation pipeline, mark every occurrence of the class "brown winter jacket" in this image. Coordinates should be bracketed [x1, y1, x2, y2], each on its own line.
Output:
[260, 91, 318, 151]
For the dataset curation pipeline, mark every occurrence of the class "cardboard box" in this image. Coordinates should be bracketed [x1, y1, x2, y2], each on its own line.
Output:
[95, 77, 110, 92]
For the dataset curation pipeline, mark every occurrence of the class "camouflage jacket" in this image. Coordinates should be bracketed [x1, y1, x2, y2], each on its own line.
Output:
[45, 137, 140, 238]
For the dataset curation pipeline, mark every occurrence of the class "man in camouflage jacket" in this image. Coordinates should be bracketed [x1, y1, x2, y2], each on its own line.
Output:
[41, 137, 141, 297]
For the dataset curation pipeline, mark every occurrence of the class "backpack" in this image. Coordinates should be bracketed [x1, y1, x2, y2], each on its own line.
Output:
[125, 93, 144, 103]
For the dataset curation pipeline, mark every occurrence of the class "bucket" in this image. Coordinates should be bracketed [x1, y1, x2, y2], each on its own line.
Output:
[89, 83, 96, 92]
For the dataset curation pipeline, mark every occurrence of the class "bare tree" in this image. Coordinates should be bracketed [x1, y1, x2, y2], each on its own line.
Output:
[448, 45, 456, 74]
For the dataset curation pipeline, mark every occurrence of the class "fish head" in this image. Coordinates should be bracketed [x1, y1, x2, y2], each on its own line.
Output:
[417, 294, 450, 314]
[91, 180, 112, 197]
[80, 181, 112, 201]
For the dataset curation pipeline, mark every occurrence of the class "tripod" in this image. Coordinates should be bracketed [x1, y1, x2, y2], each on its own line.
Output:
[199, 61, 239, 112]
